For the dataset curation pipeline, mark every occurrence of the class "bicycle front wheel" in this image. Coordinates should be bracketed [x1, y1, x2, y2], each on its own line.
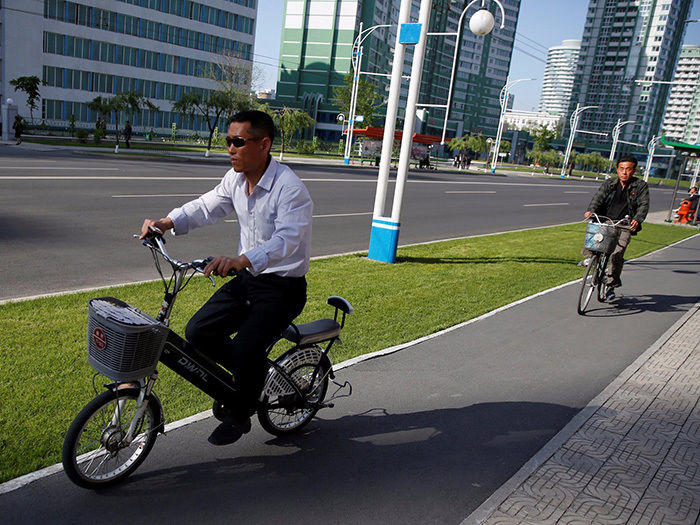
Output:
[597, 254, 609, 302]
[577, 254, 598, 315]
[62, 387, 159, 489]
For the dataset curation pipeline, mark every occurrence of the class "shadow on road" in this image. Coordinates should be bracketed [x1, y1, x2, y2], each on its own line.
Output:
[582, 293, 697, 318]
[79, 402, 579, 522]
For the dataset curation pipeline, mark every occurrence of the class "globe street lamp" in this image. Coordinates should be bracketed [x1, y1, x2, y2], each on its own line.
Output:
[560, 104, 606, 178]
[607, 119, 636, 177]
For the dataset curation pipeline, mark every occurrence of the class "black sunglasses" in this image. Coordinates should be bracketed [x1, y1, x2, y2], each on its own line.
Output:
[226, 135, 262, 148]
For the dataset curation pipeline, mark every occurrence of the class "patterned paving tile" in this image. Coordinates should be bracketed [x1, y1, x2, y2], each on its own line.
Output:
[628, 414, 682, 441]
[611, 433, 674, 463]
[642, 395, 696, 425]
[559, 494, 633, 524]
[482, 510, 536, 525]
[582, 455, 656, 510]
[550, 448, 605, 479]
[664, 438, 700, 471]
[651, 464, 700, 495]
[561, 427, 623, 462]
[494, 489, 567, 524]
[583, 405, 641, 436]
[645, 348, 692, 372]
[627, 485, 699, 525]
[613, 379, 664, 401]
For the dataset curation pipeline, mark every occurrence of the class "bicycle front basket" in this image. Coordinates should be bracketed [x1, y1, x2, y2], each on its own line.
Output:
[584, 222, 619, 254]
[87, 297, 168, 381]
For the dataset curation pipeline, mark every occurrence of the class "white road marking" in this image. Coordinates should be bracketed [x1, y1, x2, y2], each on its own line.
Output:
[445, 190, 497, 194]
[564, 191, 590, 194]
[523, 202, 569, 207]
[112, 194, 201, 198]
[0, 167, 120, 171]
[224, 211, 373, 223]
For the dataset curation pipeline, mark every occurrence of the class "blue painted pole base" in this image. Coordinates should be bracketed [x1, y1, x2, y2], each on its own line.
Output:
[344, 157, 350, 165]
[368, 219, 400, 263]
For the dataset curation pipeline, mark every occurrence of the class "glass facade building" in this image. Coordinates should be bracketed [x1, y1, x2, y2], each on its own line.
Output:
[568, 0, 693, 146]
[539, 39, 580, 116]
[662, 44, 700, 144]
[0, 0, 256, 132]
[275, 0, 521, 142]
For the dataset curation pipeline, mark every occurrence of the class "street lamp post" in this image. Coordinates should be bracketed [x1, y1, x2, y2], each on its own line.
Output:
[344, 22, 392, 165]
[368, 0, 505, 263]
[607, 119, 635, 177]
[560, 103, 601, 178]
[490, 76, 534, 173]
[644, 135, 660, 182]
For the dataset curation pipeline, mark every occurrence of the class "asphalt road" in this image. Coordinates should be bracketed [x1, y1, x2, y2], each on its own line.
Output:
[0, 146, 678, 300]
[1, 231, 697, 524]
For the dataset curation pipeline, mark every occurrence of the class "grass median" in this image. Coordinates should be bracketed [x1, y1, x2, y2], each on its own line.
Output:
[1, 223, 696, 483]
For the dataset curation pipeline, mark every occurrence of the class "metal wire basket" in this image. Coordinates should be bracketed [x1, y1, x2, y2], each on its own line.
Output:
[87, 297, 168, 381]
[584, 222, 619, 254]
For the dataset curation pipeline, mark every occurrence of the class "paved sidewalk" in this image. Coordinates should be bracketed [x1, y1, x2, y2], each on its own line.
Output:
[467, 303, 700, 524]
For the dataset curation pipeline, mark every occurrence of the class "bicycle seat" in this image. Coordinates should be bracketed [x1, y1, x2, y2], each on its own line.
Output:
[282, 319, 341, 345]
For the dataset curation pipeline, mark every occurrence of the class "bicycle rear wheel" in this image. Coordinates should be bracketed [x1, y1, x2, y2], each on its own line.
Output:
[258, 351, 330, 436]
[577, 254, 599, 315]
[62, 387, 160, 489]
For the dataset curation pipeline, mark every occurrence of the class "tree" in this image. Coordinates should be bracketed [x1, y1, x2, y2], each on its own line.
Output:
[529, 125, 556, 151]
[447, 134, 468, 153]
[500, 140, 511, 154]
[10, 76, 44, 122]
[333, 73, 382, 126]
[88, 92, 158, 149]
[466, 133, 488, 158]
[173, 89, 252, 156]
[261, 105, 315, 161]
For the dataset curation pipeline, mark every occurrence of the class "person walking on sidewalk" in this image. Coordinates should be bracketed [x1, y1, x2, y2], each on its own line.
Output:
[583, 154, 649, 295]
[139, 110, 313, 446]
[12, 115, 24, 144]
[124, 120, 132, 148]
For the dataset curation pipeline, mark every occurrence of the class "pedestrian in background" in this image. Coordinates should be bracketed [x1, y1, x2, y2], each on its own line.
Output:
[124, 121, 132, 148]
[12, 115, 24, 144]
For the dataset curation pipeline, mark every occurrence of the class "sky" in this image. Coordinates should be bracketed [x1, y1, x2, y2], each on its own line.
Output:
[253, 0, 700, 110]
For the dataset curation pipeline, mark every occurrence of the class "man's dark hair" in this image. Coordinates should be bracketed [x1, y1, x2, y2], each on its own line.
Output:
[617, 154, 638, 169]
[227, 110, 275, 142]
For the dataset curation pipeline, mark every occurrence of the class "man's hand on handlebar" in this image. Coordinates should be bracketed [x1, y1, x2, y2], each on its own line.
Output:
[584, 211, 593, 219]
[140, 217, 174, 239]
[629, 219, 639, 232]
[204, 255, 251, 277]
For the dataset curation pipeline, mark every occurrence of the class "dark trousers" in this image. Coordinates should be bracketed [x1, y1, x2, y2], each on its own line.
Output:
[185, 271, 306, 417]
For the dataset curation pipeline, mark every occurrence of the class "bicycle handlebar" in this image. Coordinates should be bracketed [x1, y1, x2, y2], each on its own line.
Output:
[585, 214, 632, 229]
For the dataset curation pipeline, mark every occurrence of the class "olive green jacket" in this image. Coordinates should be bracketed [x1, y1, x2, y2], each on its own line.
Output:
[586, 176, 649, 232]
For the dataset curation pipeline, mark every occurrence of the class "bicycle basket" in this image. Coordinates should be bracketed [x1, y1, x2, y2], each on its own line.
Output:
[584, 222, 619, 254]
[87, 297, 168, 381]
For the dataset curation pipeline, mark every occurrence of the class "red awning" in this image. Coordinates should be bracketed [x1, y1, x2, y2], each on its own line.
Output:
[344, 126, 446, 144]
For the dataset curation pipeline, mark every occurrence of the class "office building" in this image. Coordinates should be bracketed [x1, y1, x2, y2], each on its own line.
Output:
[662, 45, 700, 143]
[276, 0, 521, 141]
[569, 0, 693, 146]
[0, 0, 256, 132]
[539, 39, 580, 116]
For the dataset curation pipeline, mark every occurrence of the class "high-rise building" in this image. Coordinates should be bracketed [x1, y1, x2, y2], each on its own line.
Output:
[539, 39, 580, 116]
[276, 0, 521, 141]
[662, 45, 700, 143]
[0, 0, 256, 132]
[569, 0, 693, 146]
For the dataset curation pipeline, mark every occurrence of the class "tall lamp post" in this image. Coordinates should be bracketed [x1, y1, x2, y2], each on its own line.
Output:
[560, 104, 604, 178]
[369, 0, 506, 264]
[607, 119, 635, 177]
[343, 22, 392, 165]
[490, 76, 535, 173]
[644, 135, 660, 182]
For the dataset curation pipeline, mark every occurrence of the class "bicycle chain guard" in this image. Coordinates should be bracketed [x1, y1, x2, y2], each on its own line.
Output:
[262, 345, 323, 397]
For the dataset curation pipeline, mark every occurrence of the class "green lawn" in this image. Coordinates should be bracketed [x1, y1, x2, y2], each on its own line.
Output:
[0, 223, 696, 483]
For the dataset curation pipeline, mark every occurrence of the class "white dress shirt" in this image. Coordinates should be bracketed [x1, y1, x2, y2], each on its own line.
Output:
[168, 157, 313, 277]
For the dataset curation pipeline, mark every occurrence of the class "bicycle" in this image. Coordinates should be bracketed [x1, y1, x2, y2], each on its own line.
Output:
[62, 229, 353, 489]
[577, 214, 629, 315]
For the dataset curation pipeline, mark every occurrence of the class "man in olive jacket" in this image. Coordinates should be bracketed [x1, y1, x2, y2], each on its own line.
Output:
[584, 155, 649, 290]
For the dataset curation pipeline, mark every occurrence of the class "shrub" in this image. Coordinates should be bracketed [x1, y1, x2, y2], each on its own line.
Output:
[74, 129, 89, 143]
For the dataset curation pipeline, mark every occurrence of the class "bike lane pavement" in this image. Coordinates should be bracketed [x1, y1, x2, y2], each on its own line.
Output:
[1, 234, 698, 524]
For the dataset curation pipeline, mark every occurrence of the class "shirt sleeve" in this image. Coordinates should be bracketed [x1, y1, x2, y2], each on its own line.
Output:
[243, 184, 313, 275]
[167, 173, 236, 235]
[633, 181, 650, 223]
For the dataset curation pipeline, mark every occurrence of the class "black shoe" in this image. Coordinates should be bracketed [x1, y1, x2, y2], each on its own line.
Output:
[604, 286, 616, 301]
[606, 277, 622, 288]
[208, 415, 251, 446]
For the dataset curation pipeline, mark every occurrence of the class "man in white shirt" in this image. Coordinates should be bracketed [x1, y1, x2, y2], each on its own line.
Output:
[140, 110, 313, 445]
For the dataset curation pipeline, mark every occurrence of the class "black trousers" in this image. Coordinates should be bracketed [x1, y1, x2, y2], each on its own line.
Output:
[185, 271, 306, 417]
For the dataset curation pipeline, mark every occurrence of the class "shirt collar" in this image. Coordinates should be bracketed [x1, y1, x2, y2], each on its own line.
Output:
[234, 156, 278, 194]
